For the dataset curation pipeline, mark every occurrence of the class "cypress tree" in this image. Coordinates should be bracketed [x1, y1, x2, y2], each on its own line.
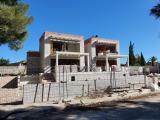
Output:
[140, 52, 146, 66]
[129, 41, 135, 66]
[135, 54, 141, 66]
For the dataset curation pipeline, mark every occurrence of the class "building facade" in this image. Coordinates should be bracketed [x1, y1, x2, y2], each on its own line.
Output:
[39, 32, 89, 74]
[85, 36, 129, 72]
[27, 32, 129, 81]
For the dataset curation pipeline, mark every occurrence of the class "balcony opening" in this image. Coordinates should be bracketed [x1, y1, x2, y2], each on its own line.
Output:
[96, 44, 117, 56]
[51, 41, 80, 53]
[96, 60, 117, 71]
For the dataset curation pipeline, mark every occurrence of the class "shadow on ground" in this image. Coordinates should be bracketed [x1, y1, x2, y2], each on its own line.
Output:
[1, 100, 160, 120]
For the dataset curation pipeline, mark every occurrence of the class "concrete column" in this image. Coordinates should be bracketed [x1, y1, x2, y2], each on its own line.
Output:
[80, 56, 85, 71]
[87, 55, 90, 72]
[44, 38, 51, 73]
[39, 73, 43, 83]
[116, 41, 120, 67]
[56, 53, 59, 73]
[92, 43, 96, 66]
[80, 38, 85, 71]
[127, 56, 129, 67]
[117, 58, 120, 67]
[56, 53, 59, 81]
[106, 55, 109, 72]
[17, 75, 20, 87]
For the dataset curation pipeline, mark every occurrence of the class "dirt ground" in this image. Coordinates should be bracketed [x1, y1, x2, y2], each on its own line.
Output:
[1, 93, 160, 120]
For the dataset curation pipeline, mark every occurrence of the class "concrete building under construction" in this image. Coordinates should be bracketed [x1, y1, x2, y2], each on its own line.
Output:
[27, 32, 129, 82]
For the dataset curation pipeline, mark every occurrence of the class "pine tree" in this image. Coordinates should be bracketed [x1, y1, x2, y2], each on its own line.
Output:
[0, 57, 9, 66]
[140, 52, 146, 66]
[0, 0, 18, 6]
[0, 0, 33, 50]
[148, 56, 157, 66]
[151, 3, 160, 19]
[129, 41, 135, 66]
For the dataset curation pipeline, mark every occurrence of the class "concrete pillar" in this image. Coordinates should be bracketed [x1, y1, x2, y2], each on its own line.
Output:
[56, 53, 59, 73]
[106, 55, 109, 72]
[17, 75, 20, 87]
[44, 38, 51, 73]
[116, 41, 120, 67]
[117, 58, 120, 67]
[127, 56, 129, 67]
[39, 73, 43, 83]
[87, 55, 90, 72]
[80, 56, 85, 71]
[56, 53, 59, 81]
[92, 43, 96, 66]
[80, 38, 85, 71]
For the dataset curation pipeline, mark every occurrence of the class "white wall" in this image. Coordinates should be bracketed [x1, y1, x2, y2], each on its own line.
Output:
[43, 38, 51, 73]
[80, 39, 85, 70]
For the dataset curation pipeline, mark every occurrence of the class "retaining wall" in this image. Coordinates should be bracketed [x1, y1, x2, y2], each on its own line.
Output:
[23, 74, 146, 104]
[0, 88, 22, 104]
[0, 66, 26, 75]
[0, 76, 17, 88]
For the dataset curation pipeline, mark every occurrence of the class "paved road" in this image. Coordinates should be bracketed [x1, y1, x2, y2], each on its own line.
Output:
[1, 94, 160, 120]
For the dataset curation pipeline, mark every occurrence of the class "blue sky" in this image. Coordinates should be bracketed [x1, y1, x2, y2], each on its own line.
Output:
[0, 0, 160, 63]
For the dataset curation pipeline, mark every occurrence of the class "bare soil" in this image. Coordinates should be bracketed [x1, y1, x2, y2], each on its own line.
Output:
[1, 93, 160, 120]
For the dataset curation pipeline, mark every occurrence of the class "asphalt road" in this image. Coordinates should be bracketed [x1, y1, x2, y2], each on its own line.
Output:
[1, 94, 160, 120]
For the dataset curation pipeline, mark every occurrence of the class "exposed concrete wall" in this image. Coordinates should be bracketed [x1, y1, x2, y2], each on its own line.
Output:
[27, 57, 40, 75]
[56, 71, 143, 83]
[44, 38, 51, 73]
[20, 75, 40, 85]
[23, 83, 60, 104]
[90, 43, 96, 60]
[85, 43, 96, 70]
[23, 74, 146, 104]
[85, 37, 121, 70]
[40, 33, 85, 73]
[80, 38, 85, 70]
[68, 43, 80, 52]
[40, 36, 45, 72]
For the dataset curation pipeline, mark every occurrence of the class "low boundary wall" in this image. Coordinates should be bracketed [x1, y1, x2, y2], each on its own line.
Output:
[0, 66, 26, 75]
[23, 74, 146, 104]
[0, 88, 22, 104]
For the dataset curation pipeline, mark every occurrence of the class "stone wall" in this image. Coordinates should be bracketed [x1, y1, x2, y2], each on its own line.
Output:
[0, 76, 22, 104]
[129, 66, 160, 75]
[0, 88, 22, 104]
[0, 66, 26, 75]
[0, 76, 18, 88]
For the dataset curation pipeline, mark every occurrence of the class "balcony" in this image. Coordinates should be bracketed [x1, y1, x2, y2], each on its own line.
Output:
[51, 41, 80, 55]
[97, 50, 118, 57]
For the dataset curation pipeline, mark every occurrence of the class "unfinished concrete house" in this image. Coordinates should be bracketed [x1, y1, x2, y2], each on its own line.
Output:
[85, 36, 129, 72]
[27, 32, 129, 82]
[38, 32, 89, 81]
[39, 32, 89, 72]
